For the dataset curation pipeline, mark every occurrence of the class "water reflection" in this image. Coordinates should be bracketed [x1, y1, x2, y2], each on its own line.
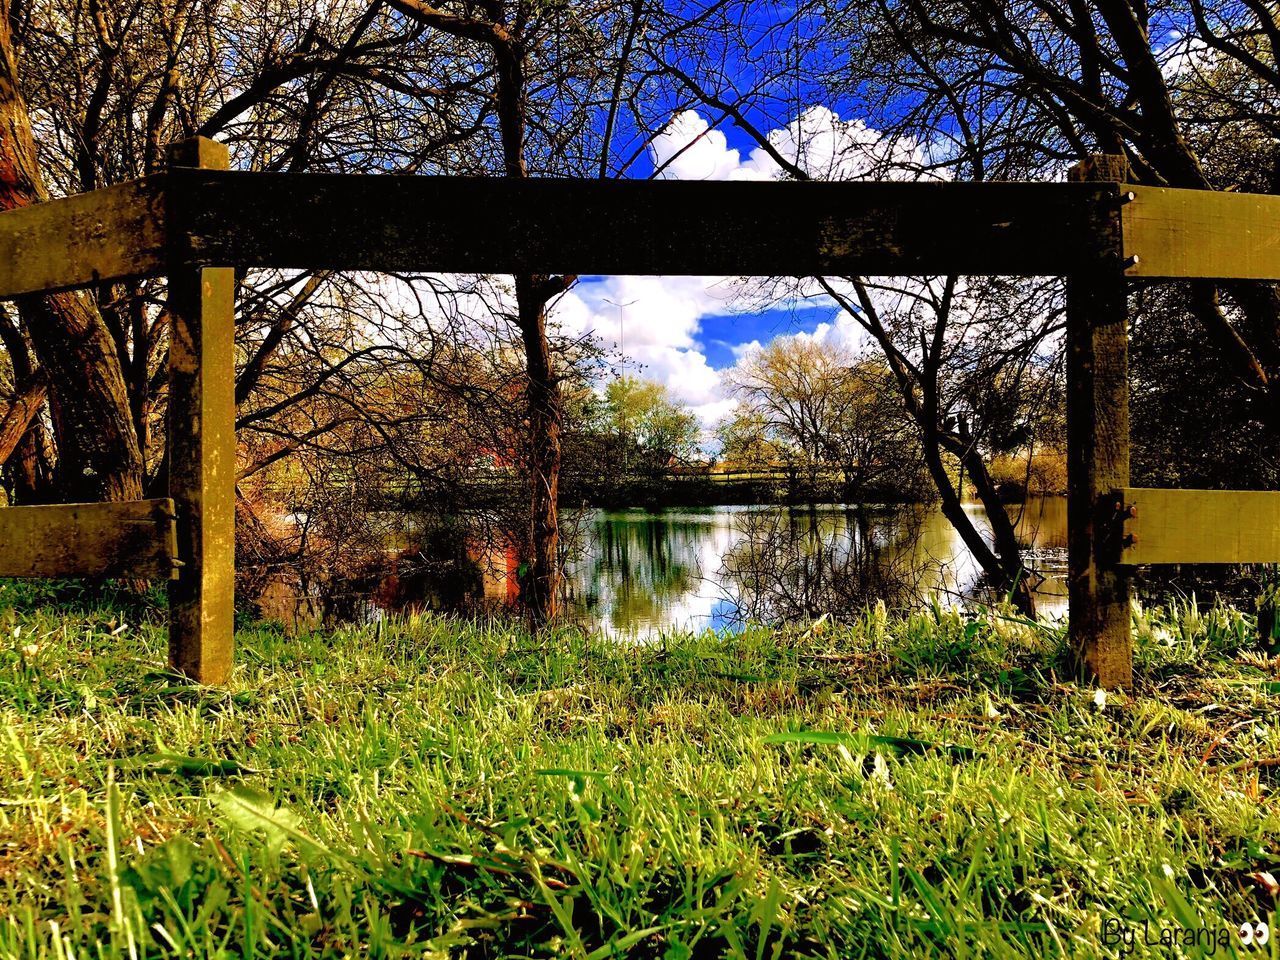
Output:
[561, 498, 1067, 637]
[254, 497, 1069, 636]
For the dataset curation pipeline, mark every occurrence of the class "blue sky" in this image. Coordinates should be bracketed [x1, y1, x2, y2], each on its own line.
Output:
[697, 305, 835, 368]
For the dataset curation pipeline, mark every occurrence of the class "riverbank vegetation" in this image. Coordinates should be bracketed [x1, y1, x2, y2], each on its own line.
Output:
[2, 593, 1278, 957]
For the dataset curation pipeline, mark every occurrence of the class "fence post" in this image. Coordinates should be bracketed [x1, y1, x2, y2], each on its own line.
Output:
[166, 137, 235, 684]
[1066, 154, 1132, 689]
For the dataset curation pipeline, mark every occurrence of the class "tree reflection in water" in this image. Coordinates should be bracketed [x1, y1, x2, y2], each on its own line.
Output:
[255, 500, 1073, 635]
[567, 511, 705, 631]
[718, 504, 926, 626]
[560, 501, 1073, 636]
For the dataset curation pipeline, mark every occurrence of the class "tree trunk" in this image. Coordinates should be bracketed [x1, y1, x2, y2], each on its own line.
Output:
[958, 441, 1036, 616]
[919, 422, 1036, 617]
[515, 275, 562, 626]
[5, 424, 53, 502]
[315, 0, 570, 625]
[16, 297, 144, 501]
[0, 373, 44, 466]
[0, 0, 142, 503]
[0, 307, 53, 502]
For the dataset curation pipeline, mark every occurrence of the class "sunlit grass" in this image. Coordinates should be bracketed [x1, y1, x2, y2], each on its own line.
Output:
[0, 588, 1277, 957]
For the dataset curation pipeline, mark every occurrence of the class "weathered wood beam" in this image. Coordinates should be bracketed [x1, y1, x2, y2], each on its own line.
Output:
[168, 170, 1124, 278]
[1123, 185, 1280, 280]
[1067, 156, 1132, 690]
[6, 171, 1278, 294]
[1118, 488, 1280, 565]
[166, 138, 236, 686]
[0, 177, 168, 298]
[0, 498, 177, 578]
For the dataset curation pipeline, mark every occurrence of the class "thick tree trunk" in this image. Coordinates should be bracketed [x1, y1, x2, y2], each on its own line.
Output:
[0, 0, 142, 502]
[17, 297, 143, 501]
[5, 427, 53, 502]
[515, 275, 562, 625]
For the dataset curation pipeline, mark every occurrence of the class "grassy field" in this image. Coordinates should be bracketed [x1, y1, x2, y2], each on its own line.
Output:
[1, 584, 1278, 958]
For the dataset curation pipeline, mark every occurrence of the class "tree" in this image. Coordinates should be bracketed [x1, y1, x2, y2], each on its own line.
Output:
[813, 0, 1280, 438]
[1131, 283, 1279, 489]
[984, 364, 1068, 498]
[651, 0, 1280, 611]
[3, 0, 449, 507]
[724, 337, 921, 500]
[377, 0, 661, 624]
[601, 375, 699, 475]
[813, 276, 1062, 615]
[716, 408, 782, 474]
[727, 338, 859, 487]
[825, 356, 923, 499]
[8, 0, 675, 627]
[0, 0, 141, 502]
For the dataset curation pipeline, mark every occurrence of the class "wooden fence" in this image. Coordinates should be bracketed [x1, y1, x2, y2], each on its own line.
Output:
[0, 137, 1277, 687]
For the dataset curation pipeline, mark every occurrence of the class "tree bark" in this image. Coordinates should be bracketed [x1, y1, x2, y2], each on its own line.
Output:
[515, 276, 562, 624]
[0, 306, 52, 501]
[0, 0, 142, 502]
[0, 371, 44, 467]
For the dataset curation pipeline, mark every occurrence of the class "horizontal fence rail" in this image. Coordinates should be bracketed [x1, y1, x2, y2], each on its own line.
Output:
[1122, 186, 1280, 279]
[0, 178, 168, 297]
[166, 173, 1125, 278]
[2, 171, 1277, 296]
[1118, 487, 1280, 565]
[0, 498, 178, 578]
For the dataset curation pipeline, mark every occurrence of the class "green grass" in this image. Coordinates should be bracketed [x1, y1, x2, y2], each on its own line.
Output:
[1, 587, 1278, 958]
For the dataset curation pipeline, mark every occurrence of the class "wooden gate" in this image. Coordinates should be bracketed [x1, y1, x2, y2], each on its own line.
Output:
[0, 137, 1277, 688]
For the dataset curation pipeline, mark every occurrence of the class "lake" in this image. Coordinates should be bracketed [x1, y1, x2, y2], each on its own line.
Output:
[498, 498, 1067, 636]
[256, 497, 1070, 636]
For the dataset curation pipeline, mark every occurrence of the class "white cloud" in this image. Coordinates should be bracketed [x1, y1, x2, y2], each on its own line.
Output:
[551, 274, 741, 410]
[649, 111, 780, 181]
[651, 106, 938, 184]
[766, 106, 937, 181]
[1156, 30, 1213, 82]
[802, 311, 872, 353]
[691, 396, 738, 429]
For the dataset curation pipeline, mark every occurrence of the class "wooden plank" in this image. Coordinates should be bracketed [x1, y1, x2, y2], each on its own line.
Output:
[0, 498, 177, 578]
[167, 262, 236, 684]
[11, 171, 1278, 291]
[0, 177, 168, 298]
[168, 170, 1124, 277]
[1122, 185, 1280, 280]
[1118, 488, 1280, 564]
[1066, 156, 1132, 690]
[166, 138, 236, 686]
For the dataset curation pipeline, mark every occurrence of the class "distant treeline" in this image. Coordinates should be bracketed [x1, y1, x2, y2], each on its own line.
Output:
[521, 469, 916, 510]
